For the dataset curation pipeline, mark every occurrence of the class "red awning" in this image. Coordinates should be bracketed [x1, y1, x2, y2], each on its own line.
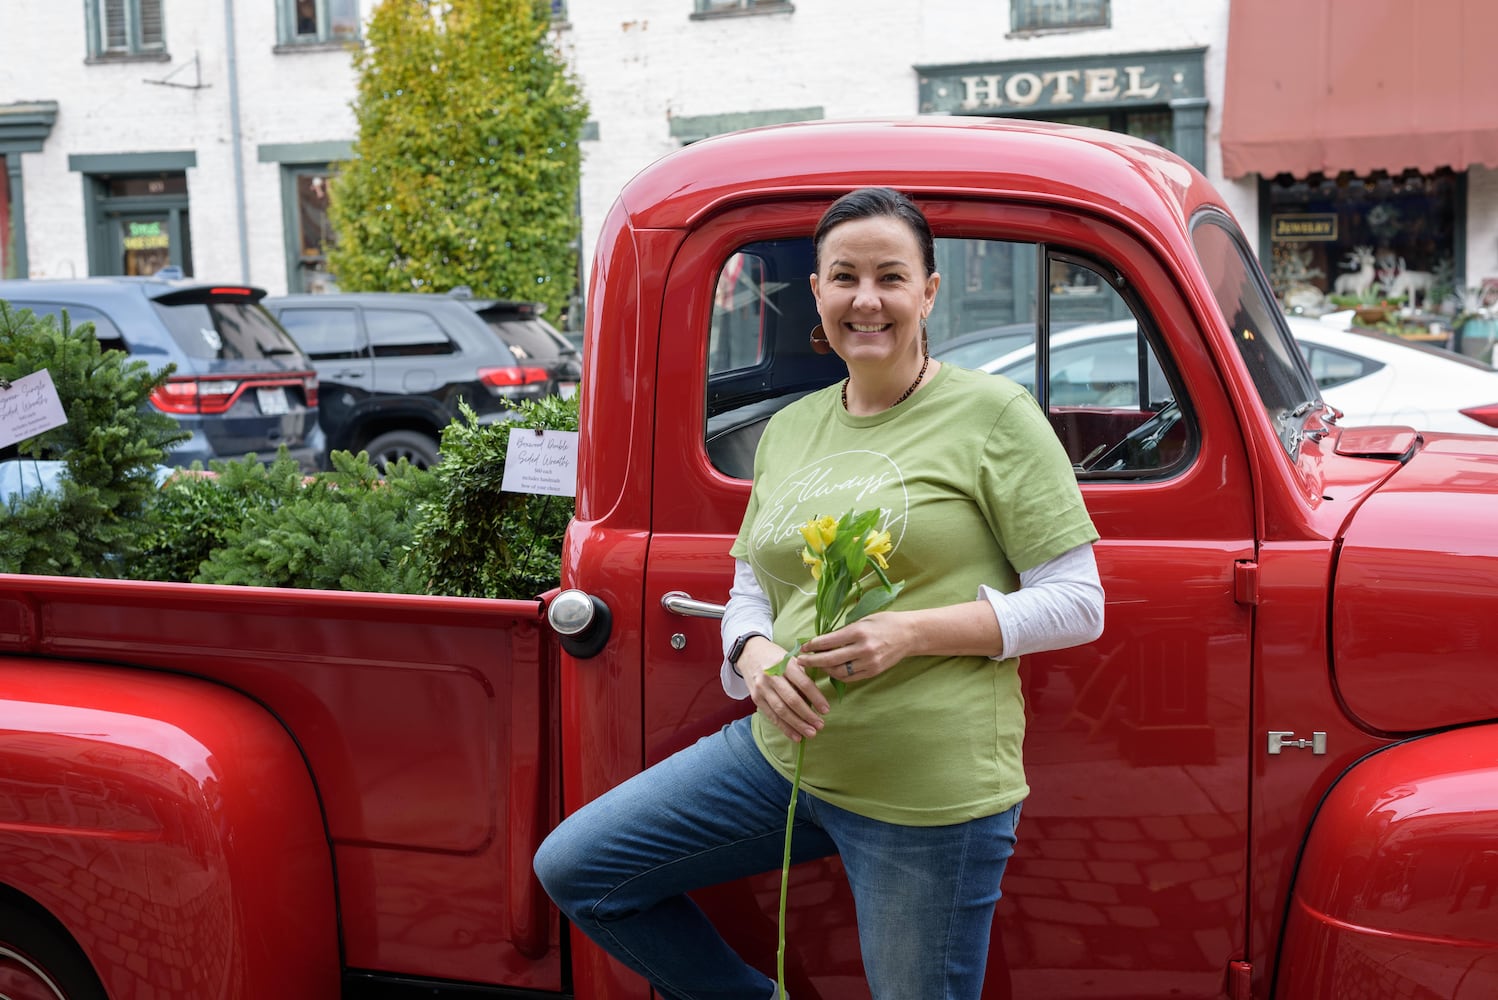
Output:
[1220, 0, 1498, 178]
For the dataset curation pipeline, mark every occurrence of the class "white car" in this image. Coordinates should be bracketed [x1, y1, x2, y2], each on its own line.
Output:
[977, 316, 1498, 436]
[1286, 317, 1498, 434]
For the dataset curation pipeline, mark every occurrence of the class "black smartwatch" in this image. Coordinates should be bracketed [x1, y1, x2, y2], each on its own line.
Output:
[727, 632, 769, 675]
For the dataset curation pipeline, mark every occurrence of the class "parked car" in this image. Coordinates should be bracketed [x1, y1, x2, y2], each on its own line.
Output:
[264, 292, 555, 469]
[930, 319, 1084, 370]
[457, 296, 581, 400]
[977, 315, 1498, 435]
[1291, 317, 1498, 433]
[0, 274, 323, 470]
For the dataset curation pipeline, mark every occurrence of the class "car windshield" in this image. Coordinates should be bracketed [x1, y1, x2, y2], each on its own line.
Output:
[151, 300, 305, 361]
[1191, 212, 1321, 456]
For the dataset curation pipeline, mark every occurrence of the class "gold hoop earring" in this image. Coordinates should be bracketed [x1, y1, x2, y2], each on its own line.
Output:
[810, 324, 833, 355]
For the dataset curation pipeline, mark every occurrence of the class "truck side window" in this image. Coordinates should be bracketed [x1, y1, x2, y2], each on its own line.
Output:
[982, 257, 1191, 477]
[705, 238, 843, 479]
[704, 237, 1192, 480]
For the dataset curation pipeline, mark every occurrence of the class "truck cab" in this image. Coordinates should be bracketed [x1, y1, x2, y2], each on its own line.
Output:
[559, 118, 1498, 1000]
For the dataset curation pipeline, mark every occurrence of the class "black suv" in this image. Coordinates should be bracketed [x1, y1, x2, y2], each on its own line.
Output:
[458, 297, 580, 401]
[264, 292, 551, 469]
[0, 275, 323, 470]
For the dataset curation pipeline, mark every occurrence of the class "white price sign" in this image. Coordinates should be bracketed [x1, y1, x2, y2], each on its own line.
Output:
[0, 370, 69, 449]
[501, 428, 578, 497]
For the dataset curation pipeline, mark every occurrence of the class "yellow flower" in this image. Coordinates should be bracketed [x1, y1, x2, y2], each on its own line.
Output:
[862, 528, 892, 570]
[801, 546, 823, 581]
[799, 515, 839, 554]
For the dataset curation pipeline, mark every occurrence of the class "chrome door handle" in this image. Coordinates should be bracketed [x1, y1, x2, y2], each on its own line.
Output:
[661, 591, 725, 620]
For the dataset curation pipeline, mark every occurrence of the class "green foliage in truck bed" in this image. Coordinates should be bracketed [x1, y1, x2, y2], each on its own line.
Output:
[412, 392, 578, 599]
[193, 450, 438, 592]
[2, 298, 580, 598]
[0, 302, 187, 577]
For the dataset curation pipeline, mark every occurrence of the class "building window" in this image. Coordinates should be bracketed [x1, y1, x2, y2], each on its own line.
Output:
[288, 165, 338, 293]
[550, 0, 568, 20]
[692, 0, 794, 19]
[278, 0, 361, 47]
[89, 0, 166, 59]
[1012, 0, 1108, 34]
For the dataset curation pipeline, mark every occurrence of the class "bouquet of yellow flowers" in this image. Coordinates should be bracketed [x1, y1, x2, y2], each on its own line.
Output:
[763, 508, 904, 998]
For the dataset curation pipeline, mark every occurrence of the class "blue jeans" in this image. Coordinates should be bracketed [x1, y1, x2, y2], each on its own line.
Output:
[533, 716, 1022, 1000]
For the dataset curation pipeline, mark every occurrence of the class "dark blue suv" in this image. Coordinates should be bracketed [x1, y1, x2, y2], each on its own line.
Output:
[0, 275, 323, 470]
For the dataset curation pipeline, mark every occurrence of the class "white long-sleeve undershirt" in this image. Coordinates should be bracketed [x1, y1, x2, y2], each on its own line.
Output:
[718, 541, 1105, 699]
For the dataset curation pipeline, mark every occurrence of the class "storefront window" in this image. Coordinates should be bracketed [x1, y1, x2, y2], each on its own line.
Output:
[1266, 168, 1460, 317]
[91, 170, 193, 277]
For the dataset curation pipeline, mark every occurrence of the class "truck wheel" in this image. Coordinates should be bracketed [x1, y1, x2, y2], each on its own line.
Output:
[365, 430, 441, 470]
[0, 898, 107, 1000]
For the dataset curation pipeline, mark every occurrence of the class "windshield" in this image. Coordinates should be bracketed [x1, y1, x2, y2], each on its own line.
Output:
[151, 300, 305, 361]
[1190, 212, 1321, 455]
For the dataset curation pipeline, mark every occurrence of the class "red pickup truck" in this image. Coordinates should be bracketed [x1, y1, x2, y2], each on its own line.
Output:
[3, 118, 1496, 1000]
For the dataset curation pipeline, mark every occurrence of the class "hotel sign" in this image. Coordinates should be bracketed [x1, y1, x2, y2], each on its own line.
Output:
[1271, 213, 1338, 242]
[917, 48, 1205, 116]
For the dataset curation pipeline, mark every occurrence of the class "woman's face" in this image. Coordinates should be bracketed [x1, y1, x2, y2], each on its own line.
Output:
[811, 215, 939, 370]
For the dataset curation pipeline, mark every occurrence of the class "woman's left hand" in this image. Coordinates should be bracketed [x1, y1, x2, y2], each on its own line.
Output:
[796, 612, 911, 683]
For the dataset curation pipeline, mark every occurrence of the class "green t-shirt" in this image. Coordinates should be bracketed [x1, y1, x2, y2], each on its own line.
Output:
[730, 363, 1098, 825]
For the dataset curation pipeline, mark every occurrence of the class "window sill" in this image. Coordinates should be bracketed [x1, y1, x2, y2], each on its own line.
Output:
[690, 3, 794, 20]
[273, 39, 360, 55]
[85, 51, 170, 65]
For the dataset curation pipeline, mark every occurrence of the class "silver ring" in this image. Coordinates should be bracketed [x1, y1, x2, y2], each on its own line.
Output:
[843, 661, 854, 677]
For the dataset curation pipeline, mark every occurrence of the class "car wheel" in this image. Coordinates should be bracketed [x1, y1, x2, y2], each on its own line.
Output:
[0, 897, 108, 1000]
[365, 430, 441, 471]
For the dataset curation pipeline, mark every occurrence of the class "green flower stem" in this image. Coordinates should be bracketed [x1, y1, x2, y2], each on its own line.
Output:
[775, 738, 806, 1000]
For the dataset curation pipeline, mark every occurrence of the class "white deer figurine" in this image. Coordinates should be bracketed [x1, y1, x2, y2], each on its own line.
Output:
[1333, 245, 1378, 300]
[1385, 257, 1434, 309]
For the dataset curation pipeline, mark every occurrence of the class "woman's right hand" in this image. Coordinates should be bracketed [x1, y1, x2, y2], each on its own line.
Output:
[738, 638, 829, 742]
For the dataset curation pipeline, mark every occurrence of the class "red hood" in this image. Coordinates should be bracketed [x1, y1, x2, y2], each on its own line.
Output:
[1331, 431, 1498, 733]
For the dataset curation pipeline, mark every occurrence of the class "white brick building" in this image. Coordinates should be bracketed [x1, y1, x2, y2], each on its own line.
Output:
[3, 1, 1495, 337]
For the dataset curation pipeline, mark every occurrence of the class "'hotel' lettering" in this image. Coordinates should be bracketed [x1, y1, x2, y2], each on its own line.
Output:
[961, 64, 1162, 110]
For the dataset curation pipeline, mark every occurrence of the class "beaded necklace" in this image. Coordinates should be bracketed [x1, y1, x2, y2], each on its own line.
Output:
[841, 353, 931, 412]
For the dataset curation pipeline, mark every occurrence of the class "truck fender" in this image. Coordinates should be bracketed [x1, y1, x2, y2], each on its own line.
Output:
[0, 660, 339, 1000]
[1275, 725, 1498, 998]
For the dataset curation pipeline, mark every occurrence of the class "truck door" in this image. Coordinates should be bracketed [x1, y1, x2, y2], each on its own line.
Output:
[643, 196, 1256, 1000]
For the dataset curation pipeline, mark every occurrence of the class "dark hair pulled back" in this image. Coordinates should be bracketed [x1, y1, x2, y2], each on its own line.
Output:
[813, 187, 936, 277]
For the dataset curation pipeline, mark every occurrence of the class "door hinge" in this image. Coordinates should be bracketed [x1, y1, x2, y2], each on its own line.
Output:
[1227, 959, 1252, 1000]
[1233, 559, 1259, 605]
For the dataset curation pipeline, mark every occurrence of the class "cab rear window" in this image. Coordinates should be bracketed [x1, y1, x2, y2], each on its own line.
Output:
[150, 301, 305, 361]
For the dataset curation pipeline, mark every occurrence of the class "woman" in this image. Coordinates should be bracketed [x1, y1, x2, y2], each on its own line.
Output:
[535, 187, 1104, 1000]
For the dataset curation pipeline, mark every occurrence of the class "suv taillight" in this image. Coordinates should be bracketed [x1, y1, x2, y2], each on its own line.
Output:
[151, 377, 242, 415]
[149, 372, 317, 415]
[479, 366, 550, 390]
